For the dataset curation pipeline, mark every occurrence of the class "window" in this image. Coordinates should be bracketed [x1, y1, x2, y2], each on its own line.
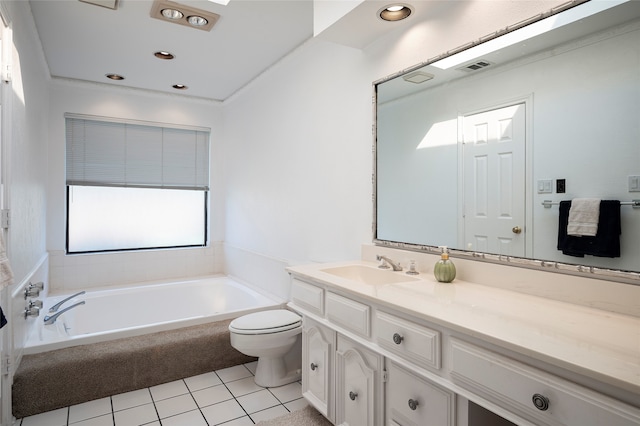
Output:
[65, 115, 210, 254]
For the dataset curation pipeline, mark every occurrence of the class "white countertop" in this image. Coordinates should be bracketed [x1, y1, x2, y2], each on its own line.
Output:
[287, 260, 640, 397]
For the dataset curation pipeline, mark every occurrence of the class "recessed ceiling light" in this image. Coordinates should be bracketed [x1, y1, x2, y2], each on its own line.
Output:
[187, 15, 208, 27]
[106, 73, 125, 80]
[151, 1, 220, 32]
[161, 8, 183, 20]
[154, 51, 175, 60]
[172, 84, 188, 90]
[379, 4, 412, 21]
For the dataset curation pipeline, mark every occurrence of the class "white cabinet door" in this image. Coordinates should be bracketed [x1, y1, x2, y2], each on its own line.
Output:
[302, 318, 336, 423]
[335, 335, 383, 426]
[386, 361, 455, 426]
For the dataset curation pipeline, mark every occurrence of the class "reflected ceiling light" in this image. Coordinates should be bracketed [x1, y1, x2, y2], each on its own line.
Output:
[161, 8, 183, 20]
[379, 4, 412, 21]
[403, 71, 434, 84]
[172, 84, 188, 90]
[187, 15, 208, 27]
[105, 73, 125, 80]
[154, 51, 175, 60]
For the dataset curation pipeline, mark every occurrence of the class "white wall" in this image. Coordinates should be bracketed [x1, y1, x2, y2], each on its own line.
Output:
[222, 1, 568, 289]
[46, 81, 224, 292]
[0, 1, 50, 423]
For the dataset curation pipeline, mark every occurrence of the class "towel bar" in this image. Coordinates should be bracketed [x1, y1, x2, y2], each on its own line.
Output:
[542, 200, 640, 209]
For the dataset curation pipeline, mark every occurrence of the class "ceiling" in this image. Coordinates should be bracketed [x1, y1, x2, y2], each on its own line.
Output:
[28, 0, 316, 102]
[28, 0, 442, 102]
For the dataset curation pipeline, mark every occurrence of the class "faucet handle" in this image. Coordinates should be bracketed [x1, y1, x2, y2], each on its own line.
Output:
[24, 306, 40, 319]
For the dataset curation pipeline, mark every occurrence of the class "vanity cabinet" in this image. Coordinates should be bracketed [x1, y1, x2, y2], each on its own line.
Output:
[289, 273, 640, 426]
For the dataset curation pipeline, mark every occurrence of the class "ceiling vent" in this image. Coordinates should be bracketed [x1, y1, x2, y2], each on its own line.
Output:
[150, 0, 220, 32]
[402, 71, 434, 84]
[79, 0, 118, 10]
[457, 60, 494, 72]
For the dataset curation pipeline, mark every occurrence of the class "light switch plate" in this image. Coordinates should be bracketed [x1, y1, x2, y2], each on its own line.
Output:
[537, 179, 553, 194]
[629, 175, 640, 192]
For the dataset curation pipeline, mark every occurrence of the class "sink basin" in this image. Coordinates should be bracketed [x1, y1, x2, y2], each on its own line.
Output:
[320, 265, 419, 285]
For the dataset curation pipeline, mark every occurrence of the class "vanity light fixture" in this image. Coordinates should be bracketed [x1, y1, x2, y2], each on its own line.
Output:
[105, 73, 125, 80]
[172, 84, 188, 90]
[379, 4, 412, 22]
[151, 0, 220, 32]
[154, 51, 175, 60]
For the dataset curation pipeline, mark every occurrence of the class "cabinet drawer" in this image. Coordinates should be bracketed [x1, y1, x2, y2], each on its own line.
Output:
[386, 361, 454, 426]
[450, 339, 640, 426]
[291, 278, 324, 315]
[326, 292, 370, 337]
[376, 311, 440, 370]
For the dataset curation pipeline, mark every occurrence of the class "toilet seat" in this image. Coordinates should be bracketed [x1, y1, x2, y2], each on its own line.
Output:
[229, 309, 301, 335]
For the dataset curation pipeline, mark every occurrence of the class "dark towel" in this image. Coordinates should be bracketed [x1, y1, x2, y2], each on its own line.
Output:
[557, 200, 621, 258]
[0, 306, 7, 329]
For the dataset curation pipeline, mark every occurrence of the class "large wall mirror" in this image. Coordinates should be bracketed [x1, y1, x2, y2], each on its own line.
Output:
[374, 0, 640, 283]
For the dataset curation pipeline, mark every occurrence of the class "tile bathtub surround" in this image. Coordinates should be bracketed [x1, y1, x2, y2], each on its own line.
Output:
[17, 362, 308, 426]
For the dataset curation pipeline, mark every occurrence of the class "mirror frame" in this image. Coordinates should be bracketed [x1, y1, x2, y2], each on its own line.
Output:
[372, 0, 640, 285]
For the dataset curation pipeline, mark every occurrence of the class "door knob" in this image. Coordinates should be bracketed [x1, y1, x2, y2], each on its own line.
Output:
[512, 226, 522, 234]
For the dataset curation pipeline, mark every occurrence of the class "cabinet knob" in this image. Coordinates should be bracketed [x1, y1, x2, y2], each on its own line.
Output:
[349, 391, 358, 401]
[408, 398, 419, 411]
[393, 333, 404, 345]
[532, 393, 550, 411]
[310, 363, 318, 371]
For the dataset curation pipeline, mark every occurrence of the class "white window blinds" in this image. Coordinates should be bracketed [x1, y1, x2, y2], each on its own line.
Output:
[66, 115, 210, 190]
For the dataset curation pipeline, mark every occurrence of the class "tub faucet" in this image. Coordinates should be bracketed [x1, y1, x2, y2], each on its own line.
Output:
[43, 301, 85, 325]
[49, 291, 86, 313]
[376, 255, 403, 271]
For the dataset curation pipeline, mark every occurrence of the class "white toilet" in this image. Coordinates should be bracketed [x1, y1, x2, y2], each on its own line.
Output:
[229, 309, 302, 387]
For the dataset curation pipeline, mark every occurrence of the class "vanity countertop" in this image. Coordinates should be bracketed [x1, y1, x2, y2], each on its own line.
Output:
[287, 260, 640, 397]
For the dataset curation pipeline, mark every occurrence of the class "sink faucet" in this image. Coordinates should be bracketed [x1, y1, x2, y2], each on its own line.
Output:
[376, 255, 403, 271]
[43, 301, 85, 325]
[49, 291, 86, 313]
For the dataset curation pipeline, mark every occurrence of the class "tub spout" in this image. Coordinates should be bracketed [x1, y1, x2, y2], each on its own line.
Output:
[49, 291, 86, 313]
[43, 301, 85, 325]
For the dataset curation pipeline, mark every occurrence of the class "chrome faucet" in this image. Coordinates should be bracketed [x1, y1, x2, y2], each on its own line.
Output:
[43, 301, 85, 325]
[376, 255, 403, 271]
[49, 291, 86, 313]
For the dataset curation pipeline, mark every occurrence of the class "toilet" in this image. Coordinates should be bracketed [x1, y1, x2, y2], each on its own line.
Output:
[229, 309, 302, 387]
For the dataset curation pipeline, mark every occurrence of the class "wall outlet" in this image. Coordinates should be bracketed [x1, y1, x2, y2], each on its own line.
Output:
[556, 179, 566, 194]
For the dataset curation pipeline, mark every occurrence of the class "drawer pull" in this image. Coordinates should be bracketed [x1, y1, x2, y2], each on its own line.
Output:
[532, 393, 550, 411]
[349, 391, 358, 401]
[393, 333, 404, 345]
[408, 398, 419, 411]
[310, 363, 318, 371]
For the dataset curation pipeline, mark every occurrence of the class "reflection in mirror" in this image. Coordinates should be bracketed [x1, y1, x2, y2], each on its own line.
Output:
[374, 0, 640, 280]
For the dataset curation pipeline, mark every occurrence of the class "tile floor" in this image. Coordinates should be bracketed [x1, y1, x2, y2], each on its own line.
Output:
[17, 361, 308, 426]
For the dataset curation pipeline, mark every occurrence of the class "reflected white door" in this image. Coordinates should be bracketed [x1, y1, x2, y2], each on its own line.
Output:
[462, 103, 526, 256]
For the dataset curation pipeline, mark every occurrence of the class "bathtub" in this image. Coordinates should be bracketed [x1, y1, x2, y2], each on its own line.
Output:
[24, 275, 283, 355]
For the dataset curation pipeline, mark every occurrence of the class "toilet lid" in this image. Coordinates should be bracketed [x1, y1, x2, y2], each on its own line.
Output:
[229, 309, 301, 334]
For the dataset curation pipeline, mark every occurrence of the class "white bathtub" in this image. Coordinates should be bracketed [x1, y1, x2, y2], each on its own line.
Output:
[24, 276, 283, 354]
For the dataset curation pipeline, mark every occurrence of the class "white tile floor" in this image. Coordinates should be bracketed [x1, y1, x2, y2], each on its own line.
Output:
[17, 362, 308, 426]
